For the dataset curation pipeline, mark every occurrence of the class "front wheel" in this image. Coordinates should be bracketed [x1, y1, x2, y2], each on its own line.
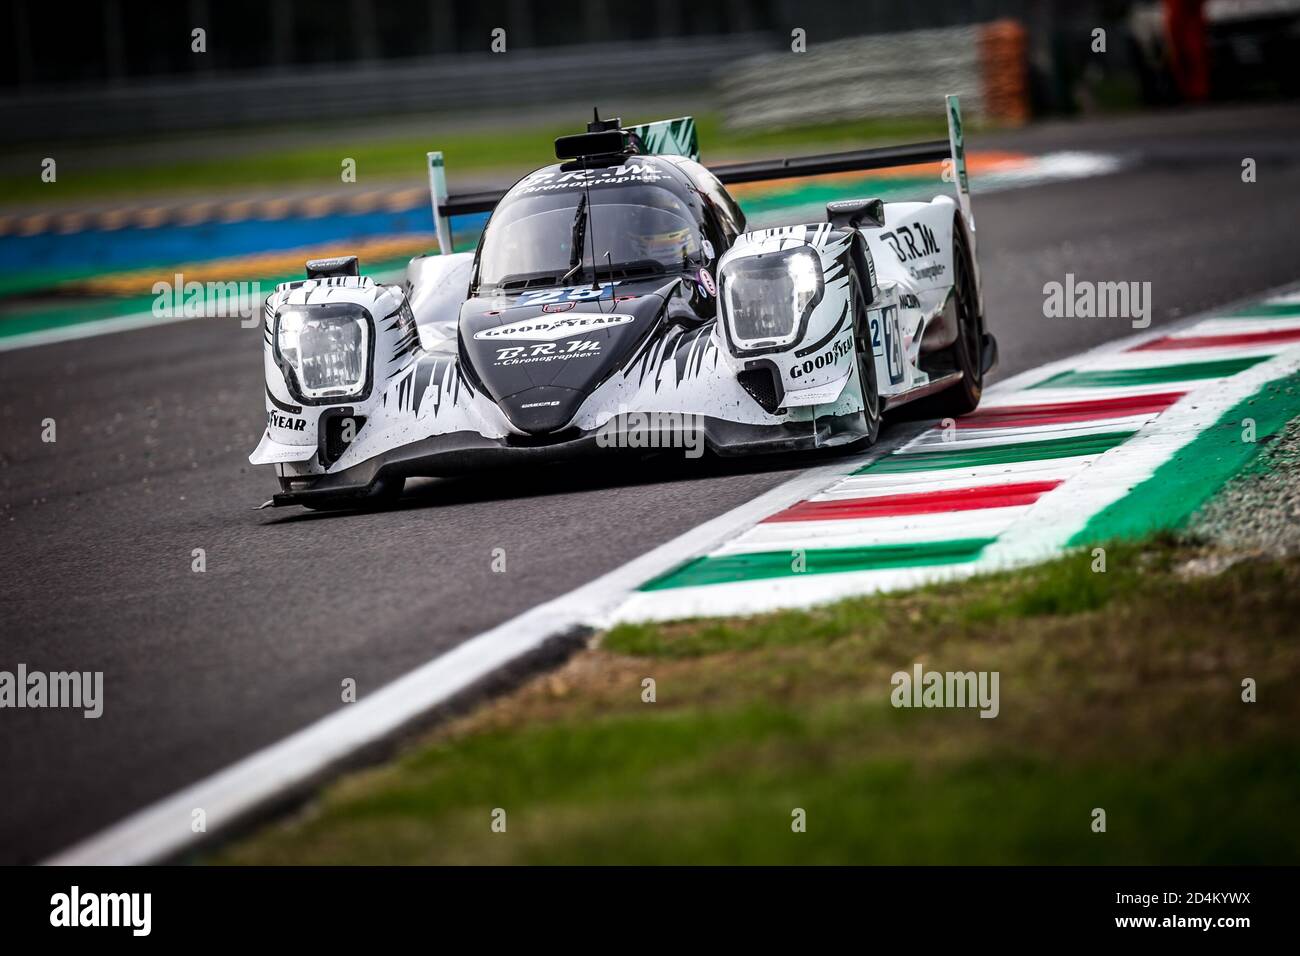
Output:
[930, 215, 985, 417]
[851, 271, 883, 444]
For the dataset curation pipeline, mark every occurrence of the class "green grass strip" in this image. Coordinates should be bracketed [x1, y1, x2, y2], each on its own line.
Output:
[1030, 355, 1269, 390]
[640, 537, 993, 590]
[856, 430, 1134, 475]
[1069, 371, 1300, 544]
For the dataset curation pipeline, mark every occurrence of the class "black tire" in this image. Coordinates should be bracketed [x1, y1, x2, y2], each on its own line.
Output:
[930, 215, 985, 418]
[850, 271, 883, 445]
[295, 476, 406, 512]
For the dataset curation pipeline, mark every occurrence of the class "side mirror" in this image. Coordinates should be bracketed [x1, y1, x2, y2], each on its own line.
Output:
[306, 256, 360, 279]
[826, 198, 885, 229]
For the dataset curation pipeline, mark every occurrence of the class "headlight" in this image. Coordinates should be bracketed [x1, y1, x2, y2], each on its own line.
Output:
[720, 247, 824, 353]
[275, 304, 371, 402]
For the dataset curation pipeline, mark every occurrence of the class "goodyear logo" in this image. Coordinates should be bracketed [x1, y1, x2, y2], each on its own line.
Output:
[473, 313, 635, 342]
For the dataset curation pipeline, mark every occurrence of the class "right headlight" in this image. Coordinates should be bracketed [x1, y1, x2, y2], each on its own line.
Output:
[275, 303, 371, 402]
[720, 246, 824, 354]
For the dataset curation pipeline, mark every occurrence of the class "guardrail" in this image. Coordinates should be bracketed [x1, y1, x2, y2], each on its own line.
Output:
[2, 35, 769, 142]
[719, 21, 1029, 130]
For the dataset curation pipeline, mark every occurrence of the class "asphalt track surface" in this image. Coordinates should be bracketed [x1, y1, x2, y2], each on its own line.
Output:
[2, 104, 1298, 863]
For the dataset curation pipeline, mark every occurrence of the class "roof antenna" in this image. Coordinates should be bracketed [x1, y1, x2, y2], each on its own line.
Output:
[588, 107, 622, 134]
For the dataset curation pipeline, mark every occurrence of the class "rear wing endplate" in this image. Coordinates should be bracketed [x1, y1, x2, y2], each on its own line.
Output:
[628, 116, 699, 162]
[427, 150, 504, 257]
[945, 93, 974, 239]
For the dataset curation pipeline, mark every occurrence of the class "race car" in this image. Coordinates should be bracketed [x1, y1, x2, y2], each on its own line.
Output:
[251, 96, 997, 509]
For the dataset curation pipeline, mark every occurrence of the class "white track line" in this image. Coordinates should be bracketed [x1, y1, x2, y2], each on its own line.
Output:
[714, 507, 1029, 553]
[0, 307, 201, 353]
[616, 561, 987, 621]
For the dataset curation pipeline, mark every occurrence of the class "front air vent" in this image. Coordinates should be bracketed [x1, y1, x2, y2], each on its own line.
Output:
[737, 361, 785, 414]
[319, 410, 366, 467]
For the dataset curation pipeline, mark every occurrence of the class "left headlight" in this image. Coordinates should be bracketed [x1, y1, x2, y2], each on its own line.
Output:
[275, 304, 371, 402]
[720, 246, 824, 354]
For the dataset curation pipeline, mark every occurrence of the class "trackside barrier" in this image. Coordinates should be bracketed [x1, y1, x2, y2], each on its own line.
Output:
[719, 21, 1029, 130]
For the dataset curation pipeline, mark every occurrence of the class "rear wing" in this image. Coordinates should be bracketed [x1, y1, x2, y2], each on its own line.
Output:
[708, 140, 948, 184]
[426, 96, 974, 256]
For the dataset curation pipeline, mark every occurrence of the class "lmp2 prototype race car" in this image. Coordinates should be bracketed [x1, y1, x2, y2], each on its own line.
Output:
[251, 96, 997, 509]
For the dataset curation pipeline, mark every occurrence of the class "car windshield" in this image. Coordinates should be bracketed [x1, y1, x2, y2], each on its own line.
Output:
[477, 183, 701, 290]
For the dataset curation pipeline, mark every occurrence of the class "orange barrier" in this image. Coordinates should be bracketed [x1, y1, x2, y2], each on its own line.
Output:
[978, 19, 1030, 126]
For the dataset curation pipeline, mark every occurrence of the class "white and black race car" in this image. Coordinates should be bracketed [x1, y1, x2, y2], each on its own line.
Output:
[251, 96, 996, 509]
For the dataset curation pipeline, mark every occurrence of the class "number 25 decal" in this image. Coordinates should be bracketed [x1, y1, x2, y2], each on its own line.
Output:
[870, 307, 905, 385]
[517, 282, 618, 306]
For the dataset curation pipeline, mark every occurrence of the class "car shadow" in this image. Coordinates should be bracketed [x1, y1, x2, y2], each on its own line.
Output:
[258, 446, 836, 525]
